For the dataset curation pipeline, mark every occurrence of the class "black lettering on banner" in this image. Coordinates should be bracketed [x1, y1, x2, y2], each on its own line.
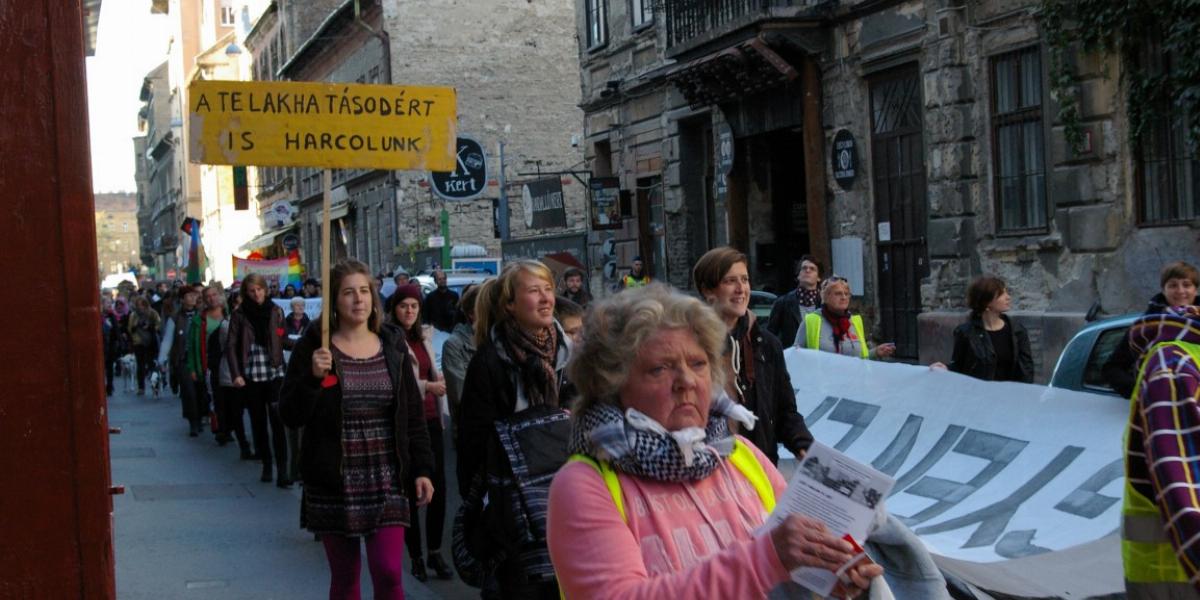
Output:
[240, 131, 254, 150]
[994, 529, 1051, 558]
[805, 396, 840, 424]
[195, 93, 211, 112]
[871, 415, 924, 476]
[230, 91, 242, 112]
[351, 95, 363, 114]
[898, 430, 1027, 526]
[349, 135, 363, 150]
[916, 446, 1084, 554]
[1054, 458, 1122, 519]
[320, 133, 332, 150]
[339, 94, 352, 115]
[284, 132, 299, 150]
[326, 94, 337, 113]
[889, 425, 965, 497]
[409, 99, 421, 116]
[826, 400, 881, 451]
[217, 90, 230, 110]
[335, 134, 347, 150]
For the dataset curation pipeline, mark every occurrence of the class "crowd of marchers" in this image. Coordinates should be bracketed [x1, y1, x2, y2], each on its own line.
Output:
[99, 253, 1199, 600]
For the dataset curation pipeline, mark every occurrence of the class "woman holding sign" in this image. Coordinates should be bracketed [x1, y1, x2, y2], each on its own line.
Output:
[546, 285, 882, 598]
[280, 259, 434, 600]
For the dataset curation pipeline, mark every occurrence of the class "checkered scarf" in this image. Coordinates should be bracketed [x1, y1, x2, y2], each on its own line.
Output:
[569, 393, 758, 482]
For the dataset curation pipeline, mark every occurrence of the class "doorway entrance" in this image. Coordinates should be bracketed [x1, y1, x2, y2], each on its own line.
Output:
[868, 66, 928, 359]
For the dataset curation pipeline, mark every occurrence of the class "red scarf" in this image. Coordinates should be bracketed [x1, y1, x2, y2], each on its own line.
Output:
[822, 306, 852, 354]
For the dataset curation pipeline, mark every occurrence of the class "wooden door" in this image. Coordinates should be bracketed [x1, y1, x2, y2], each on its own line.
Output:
[868, 67, 928, 359]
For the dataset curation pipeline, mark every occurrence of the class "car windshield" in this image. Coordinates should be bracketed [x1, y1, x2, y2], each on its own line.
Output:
[1082, 327, 1128, 391]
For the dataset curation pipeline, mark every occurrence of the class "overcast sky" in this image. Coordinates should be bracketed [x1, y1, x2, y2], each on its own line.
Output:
[86, 0, 171, 193]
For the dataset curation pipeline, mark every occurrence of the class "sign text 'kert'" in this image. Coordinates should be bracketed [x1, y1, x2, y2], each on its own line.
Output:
[187, 80, 457, 171]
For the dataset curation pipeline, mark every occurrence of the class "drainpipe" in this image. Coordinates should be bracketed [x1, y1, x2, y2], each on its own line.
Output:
[354, 0, 399, 266]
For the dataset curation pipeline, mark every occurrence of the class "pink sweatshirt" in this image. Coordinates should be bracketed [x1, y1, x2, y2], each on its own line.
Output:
[547, 437, 791, 599]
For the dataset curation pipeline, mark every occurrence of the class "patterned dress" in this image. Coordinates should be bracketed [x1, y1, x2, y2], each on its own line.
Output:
[302, 348, 410, 536]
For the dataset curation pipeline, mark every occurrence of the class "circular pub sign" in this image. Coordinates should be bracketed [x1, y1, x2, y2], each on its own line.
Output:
[831, 129, 858, 191]
[431, 136, 487, 201]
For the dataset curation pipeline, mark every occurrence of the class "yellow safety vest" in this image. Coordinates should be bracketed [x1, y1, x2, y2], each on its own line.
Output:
[1121, 340, 1200, 595]
[567, 438, 776, 521]
[804, 312, 869, 359]
[622, 274, 651, 289]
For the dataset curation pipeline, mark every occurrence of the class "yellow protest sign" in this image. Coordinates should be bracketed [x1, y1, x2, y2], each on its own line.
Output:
[187, 80, 457, 171]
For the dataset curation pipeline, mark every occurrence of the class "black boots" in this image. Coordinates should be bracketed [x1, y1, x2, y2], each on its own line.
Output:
[411, 555, 428, 582]
[427, 552, 453, 580]
[260, 463, 272, 482]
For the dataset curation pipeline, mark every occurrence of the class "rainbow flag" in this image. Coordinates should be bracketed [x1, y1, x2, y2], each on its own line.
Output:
[287, 250, 303, 289]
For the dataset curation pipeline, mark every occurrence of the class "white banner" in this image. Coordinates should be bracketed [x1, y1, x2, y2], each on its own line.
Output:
[783, 348, 1125, 563]
[272, 297, 322, 320]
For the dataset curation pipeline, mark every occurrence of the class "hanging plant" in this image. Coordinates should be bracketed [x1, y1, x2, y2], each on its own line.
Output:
[1037, 0, 1200, 153]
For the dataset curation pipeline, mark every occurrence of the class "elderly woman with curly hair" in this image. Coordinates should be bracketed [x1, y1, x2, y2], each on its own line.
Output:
[546, 284, 882, 599]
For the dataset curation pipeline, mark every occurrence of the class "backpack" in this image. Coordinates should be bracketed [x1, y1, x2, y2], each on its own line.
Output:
[452, 404, 572, 587]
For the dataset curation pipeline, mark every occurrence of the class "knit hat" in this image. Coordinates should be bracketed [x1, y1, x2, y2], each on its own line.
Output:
[393, 283, 422, 302]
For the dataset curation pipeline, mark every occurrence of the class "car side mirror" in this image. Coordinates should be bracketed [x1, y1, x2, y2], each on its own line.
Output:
[1085, 301, 1102, 323]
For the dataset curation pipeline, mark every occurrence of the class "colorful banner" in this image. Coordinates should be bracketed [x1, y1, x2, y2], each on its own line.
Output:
[179, 217, 204, 284]
[783, 348, 1126, 564]
[232, 255, 301, 290]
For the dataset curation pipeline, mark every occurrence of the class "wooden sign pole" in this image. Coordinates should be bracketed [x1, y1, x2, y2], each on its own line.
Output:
[320, 168, 332, 351]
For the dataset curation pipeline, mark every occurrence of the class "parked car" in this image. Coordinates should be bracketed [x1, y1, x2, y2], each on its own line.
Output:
[1049, 313, 1140, 397]
[750, 290, 777, 320]
[413, 268, 493, 296]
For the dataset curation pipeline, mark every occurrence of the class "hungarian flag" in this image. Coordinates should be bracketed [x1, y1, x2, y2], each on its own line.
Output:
[179, 217, 204, 284]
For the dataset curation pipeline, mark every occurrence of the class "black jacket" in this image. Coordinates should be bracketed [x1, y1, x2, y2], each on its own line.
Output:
[766, 288, 818, 348]
[739, 318, 814, 464]
[949, 313, 1034, 383]
[278, 325, 434, 489]
[455, 323, 571, 492]
[422, 288, 460, 333]
[1102, 292, 1197, 399]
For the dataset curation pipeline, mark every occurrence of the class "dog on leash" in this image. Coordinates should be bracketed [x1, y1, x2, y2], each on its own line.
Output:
[118, 353, 137, 392]
[148, 363, 167, 399]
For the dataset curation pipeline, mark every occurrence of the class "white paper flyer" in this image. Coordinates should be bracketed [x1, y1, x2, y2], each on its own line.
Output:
[764, 442, 895, 598]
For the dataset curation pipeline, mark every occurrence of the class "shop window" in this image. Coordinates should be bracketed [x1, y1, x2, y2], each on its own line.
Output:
[1137, 42, 1199, 225]
[630, 0, 652, 28]
[586, 0, 608, 49]
[991, 47, 1047, 232]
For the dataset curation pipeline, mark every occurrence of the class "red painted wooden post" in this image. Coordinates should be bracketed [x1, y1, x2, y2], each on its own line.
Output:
[0, 0, 116, 597]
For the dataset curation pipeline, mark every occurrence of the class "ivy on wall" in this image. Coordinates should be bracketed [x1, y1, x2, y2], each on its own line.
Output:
[1038, 0, 1200, 153]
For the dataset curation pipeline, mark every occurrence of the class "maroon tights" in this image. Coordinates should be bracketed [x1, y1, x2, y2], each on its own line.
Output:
[321, 526, 406, 600]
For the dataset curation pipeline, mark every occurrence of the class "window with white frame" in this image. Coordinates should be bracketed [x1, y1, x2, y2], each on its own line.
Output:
[586, 0, 608, 49]
[219, 1, 235, 26]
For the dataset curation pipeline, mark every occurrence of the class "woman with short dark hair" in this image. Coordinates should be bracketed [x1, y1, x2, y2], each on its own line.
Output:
[948, 276, 1034, 382]
[1102, 261, 1199, 398]
[692, 246, 812, 465]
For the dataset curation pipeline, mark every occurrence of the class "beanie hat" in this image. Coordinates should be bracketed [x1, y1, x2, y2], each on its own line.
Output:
[393, 283, 422, 302]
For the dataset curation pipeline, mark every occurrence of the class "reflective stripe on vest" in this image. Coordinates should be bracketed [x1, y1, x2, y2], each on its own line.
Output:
[804, 312, 869, 359]
[567, 439, 776, 523]
[1122, 340, 1200, 587]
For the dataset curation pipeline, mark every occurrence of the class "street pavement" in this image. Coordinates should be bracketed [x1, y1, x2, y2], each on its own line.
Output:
[109, 381, 476, 599]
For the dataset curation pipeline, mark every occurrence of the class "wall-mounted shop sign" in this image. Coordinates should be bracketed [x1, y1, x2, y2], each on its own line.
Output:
[522, 178, 566, 229]
[588, 176, 622, 230]
[431, 136, 488, 201]
[832, 129, 858, 190]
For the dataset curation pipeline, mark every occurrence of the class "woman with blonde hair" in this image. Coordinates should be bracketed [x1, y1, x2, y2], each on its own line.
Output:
[457, 260, 573, 598]
[280, 259, 434, 600]
[794, 277, 895, 359]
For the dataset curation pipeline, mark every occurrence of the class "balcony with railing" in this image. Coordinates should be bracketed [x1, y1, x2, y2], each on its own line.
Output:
[665, 0, 831, 55]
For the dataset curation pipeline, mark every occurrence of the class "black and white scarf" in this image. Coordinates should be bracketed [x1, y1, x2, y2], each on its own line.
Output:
[568, 393, 759, 482]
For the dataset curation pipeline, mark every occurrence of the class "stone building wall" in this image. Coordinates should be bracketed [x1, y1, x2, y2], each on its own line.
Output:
[381, 0, 586, 270]
[824, 0, 1198, 378]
